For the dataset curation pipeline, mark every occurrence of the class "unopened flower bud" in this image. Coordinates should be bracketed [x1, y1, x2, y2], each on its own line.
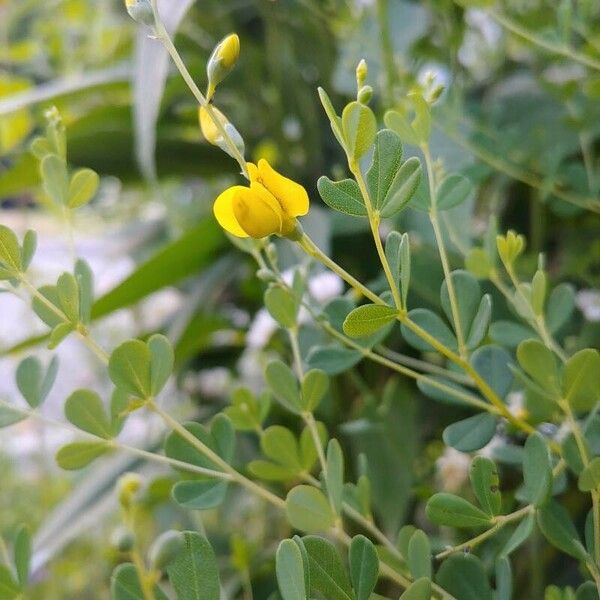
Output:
[497, 231, 526, 266]
[356, 59, 368, 89]
[111, 526, 136, 552]
[357, 85, 373, 105]
[148, 530, 184, 570]
[199, 106, 245, 159]
[428, 83, 445, 103]
[117, 472, 142, 509]
[199, 106, 228, 146]
[124, 0, 154, 26]
[206, 33, 240, 99]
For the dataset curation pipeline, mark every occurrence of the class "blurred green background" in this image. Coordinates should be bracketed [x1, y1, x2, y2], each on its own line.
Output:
[1, 0, 600, 597]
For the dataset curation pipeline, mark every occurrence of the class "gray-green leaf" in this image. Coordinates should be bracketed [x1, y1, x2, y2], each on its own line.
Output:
[523, 432, 552, 506]
[426, 493, 493, 528]
[286, 486, 335, 533]
[276, 540, 307, 600]
[349, 535, 379, 600]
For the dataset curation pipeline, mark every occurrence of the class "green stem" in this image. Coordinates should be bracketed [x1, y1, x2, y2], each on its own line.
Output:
[422, 143, 467, 358]
[0, 398, 230, 480]
[374, 345, 474, 387]
[0, 535, 10, 567]
[130, 547, 155, 600]
[350, 160, 404, 311]
[319, 319, 493, 413]
[288, 327, 304, 380]
[503, 264, 567, 363]
[434, 116, 600, 213]
[266, 250, 487, 410]
[560, 400, 600, 571]
[297, 233, 537, 435]
[149, 0, 249, 179]
[147, 400, 285, 509]
[435, 505, 533, 560]
[489, 8, 600, 72]
[63, 206, 76, 266]
[18, 276, 110, 364]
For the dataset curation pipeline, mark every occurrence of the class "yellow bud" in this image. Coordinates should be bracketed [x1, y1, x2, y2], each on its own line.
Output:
[496, 231, 526, 266]
[206, 33, 240, 99]
[117, 472, 142, 508]
[216, 33, 240, 69]
[199, 106, 228, 146]
[356, 59, 368, 89]
[198, 106, 245, 158]
[124, 0, 154, 26]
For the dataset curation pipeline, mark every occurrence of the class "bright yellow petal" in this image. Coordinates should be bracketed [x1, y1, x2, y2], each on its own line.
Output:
[256, 158, 309, 217]
[213, 186, 249, 238]
[247, 162, 259, 183]
[232, 184, 283, 239]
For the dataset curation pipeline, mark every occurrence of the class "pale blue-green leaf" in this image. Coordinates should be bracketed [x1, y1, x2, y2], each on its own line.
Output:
[436, 554, 492, 600]
[443, 413, 497, 452]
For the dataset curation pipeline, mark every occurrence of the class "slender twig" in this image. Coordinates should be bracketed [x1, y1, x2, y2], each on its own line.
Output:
[502, 263, 568, 363]
[349, 159, 404, 311]
[489, 8, 600, 72]
[435, 117, 600, 213]
[147, 400, 285, 509]
[0, 398, 230, 481]
[18, 276, 110, 364]
[559, 399, 600, 573]
[297, 233, 538, 435]
[435, 505, 533, 560]
[422, 143, 467, 358]
[149, 0, 249, 179]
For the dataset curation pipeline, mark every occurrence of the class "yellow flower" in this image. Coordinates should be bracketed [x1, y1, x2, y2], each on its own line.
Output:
[214, 159, 309, 239]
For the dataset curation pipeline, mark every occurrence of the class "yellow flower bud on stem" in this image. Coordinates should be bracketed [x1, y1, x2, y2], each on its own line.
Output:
[356, 59, 368, 89]
[206, 33, 240, 100]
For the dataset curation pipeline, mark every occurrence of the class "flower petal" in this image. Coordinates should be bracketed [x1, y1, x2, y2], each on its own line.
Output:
[233, 184, 284, 238]
[247, 162, 259, 182]
[256, 159, 309, 217]
[213, 186, 249, 238]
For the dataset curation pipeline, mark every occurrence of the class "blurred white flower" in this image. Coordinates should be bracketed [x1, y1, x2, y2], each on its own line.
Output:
[195, 367, 232, 398]
[458, 9, 503, 81]
[308, 272, 344, 303]
[478, 435, 504, 460]
[506, 391, 527, 420]
[436, 447, 470, 492]
[246, 309, 279, 349]
[576, 289, 600, 322]
[238, 348, 272, 393]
